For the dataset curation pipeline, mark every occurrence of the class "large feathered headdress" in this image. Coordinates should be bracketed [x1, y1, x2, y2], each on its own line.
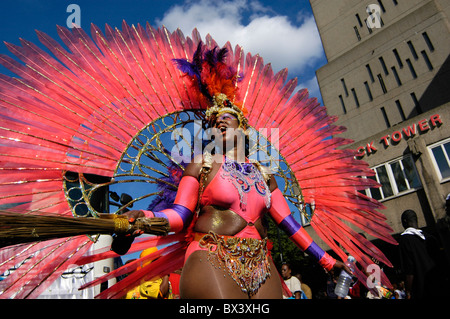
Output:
[173, 42, 248, 127]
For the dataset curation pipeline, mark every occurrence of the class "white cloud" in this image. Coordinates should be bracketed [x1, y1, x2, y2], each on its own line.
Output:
[156, 0, 324, 75]
[297, 76, 322, 103]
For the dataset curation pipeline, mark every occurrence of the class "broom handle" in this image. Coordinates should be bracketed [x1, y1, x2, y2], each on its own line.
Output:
[0, 213, 170, 249]
[132, 218, 167, 234]
[99, 214, 170, 236]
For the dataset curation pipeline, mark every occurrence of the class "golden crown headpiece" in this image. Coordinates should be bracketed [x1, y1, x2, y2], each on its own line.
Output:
[205, 93, 248, 128]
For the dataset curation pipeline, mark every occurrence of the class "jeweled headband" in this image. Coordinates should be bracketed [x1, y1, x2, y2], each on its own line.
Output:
[206, 93, 248, 128]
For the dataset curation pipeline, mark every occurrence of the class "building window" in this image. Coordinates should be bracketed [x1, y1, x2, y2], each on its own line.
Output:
[354, 26, 361, 41]
[377, 74, 388, 93]
[366, 64, 375, 82]
[365, 19, 373, 34]
[341, 78, 349, 96]
[379, 57, 389, 75]
[393, 0, 398, 5]
[368, 166, 393, 200]
[390, 156, 422, 192]
[355, 14, 363, 27]
[365, 156, 422, 201]
[381, 106, 391, 128]
[422, 32, 435, 52]
[421, 50, 434, 70]
[395, 99, 406, 121]
[364, 81, 373, 101]
[377, 0, 386, 13]
[391, 66, 402, 86]
[406, 59, 417, 79]
[351, 88, 360, 107]
[393, 49, 403, 68]
[429, 138, 450, 181]
[410, 92, 422, 114]
[339, 95, 347, 114]
[407, 41, 418, 60]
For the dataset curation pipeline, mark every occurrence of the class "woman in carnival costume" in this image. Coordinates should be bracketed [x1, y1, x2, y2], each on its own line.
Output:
[0, 24, 396, 299]
[113, 44, 350, 298]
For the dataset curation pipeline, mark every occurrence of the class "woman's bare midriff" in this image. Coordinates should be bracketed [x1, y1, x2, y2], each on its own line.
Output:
[194, 205, 266, 237]
[180, 206, 281, 299]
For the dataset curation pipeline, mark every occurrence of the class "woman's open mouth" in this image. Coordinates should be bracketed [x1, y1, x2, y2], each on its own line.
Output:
[217, 125, 228, 135]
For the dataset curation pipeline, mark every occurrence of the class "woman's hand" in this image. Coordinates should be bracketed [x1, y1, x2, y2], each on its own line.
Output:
[111, 210, 146, 255]
[121, 210, 146, 236]
[333, 260, 353, 276]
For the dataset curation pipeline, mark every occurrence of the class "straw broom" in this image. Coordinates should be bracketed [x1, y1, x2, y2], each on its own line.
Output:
[0, 211, 169, 248]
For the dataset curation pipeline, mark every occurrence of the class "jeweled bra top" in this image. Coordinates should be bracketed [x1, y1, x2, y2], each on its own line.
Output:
[200, 156, 271, 238]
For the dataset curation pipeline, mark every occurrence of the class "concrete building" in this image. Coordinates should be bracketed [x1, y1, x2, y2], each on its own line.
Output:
[309, 0, 450, 267]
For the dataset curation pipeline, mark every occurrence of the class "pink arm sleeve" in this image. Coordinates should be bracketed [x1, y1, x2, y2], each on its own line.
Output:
[142, 175, 199, 233]
[268, 188, 336, 271]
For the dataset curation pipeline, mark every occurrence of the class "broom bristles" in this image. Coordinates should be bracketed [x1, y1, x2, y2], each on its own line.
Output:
[0, 211, 169, 248]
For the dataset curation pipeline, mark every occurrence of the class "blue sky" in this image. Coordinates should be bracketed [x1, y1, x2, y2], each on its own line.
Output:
[0, 0, 326, 100]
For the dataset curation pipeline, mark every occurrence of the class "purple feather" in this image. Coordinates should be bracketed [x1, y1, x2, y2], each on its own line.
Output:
[147, 161, 187, 211]
[192, 42, 204, 71]
[172, 59, 200, 78]
[217, 47, 228, 63]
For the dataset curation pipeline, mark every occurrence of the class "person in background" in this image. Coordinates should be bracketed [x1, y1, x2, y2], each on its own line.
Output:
[295, 273, 312, 299]
[281, 263, 302, 299]
[169, 269, 182, 299]
[124, 248, 172, 299]
[393, 280, 406, 299]
[325, 269, 338, 299]
[398, 209, 436, 299]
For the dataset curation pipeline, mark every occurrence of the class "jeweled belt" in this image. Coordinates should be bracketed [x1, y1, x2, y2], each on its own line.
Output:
[196, 231, 271, 295]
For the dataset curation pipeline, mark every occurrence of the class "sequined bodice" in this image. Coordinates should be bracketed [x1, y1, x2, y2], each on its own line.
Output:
[200, 157, 271, 226]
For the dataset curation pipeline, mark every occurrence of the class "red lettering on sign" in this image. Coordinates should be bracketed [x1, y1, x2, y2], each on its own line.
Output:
[380, 135, 390, 147]
[418, 119, 430, 132]
[430, 114, 442, 127]
[366, 141, 377, 153]
[391, 131, 402, 142]
[402, 124, 416, 137]
[356, 114, 443, 156]
[356, 146, 366, 157]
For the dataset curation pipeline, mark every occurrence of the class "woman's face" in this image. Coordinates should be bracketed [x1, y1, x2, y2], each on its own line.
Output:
[212, 112, 244, 150]
[281, 264, 291, 280]
[213, 112, 240, 134]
